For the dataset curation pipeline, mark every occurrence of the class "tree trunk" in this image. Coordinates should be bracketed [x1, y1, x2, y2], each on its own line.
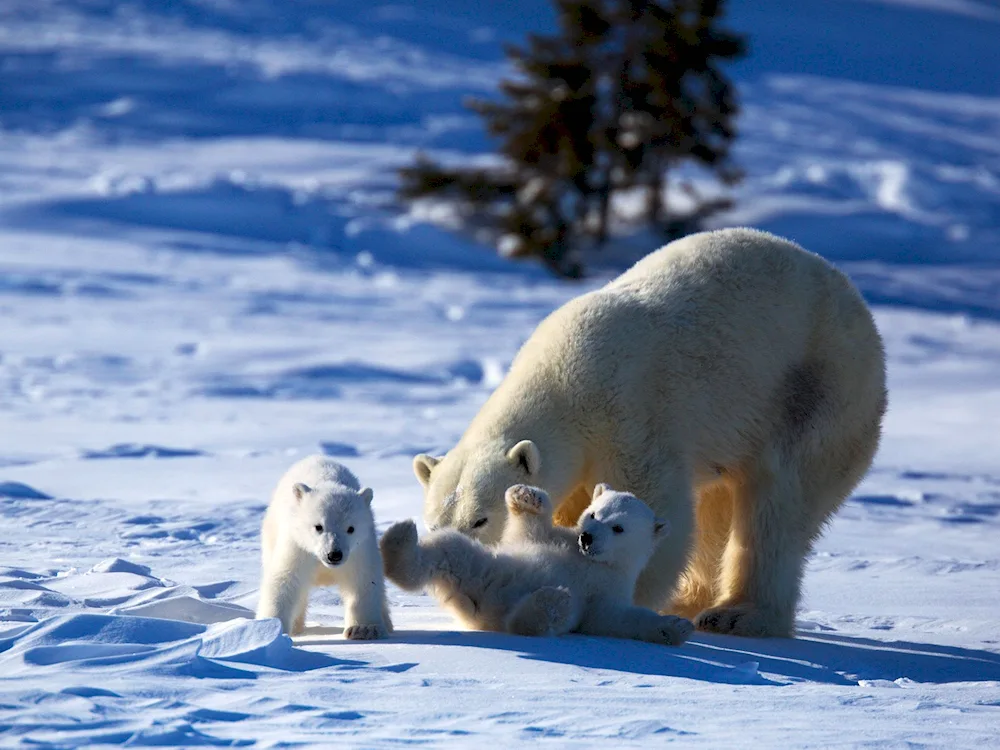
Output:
[647, 167, 664, 226]
[596, 184, 611, 245]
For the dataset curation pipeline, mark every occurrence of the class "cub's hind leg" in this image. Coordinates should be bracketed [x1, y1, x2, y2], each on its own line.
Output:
[380, 520, 430, 590]
[505, 586, 577, 637]
[579, 604, 693, 646]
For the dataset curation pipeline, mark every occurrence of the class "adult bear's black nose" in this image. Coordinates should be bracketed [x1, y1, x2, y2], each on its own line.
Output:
[328, 549, 343, 565]
[579, 531, 593, 551]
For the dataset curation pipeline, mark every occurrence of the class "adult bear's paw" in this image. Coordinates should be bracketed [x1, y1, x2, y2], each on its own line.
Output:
[695, 603, 785, 638]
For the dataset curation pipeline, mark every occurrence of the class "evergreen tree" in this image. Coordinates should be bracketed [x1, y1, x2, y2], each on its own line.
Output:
[400, 0, 745, 277]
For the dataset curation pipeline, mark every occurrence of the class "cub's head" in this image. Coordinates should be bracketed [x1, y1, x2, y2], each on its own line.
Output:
[576, 484, 669, 574]
[413, 438, 541, 545]
[291, 481, 374, 567]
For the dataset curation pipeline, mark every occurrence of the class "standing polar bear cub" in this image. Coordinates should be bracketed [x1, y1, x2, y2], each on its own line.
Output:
[415, 228, 887, 638]
[257, 455, 391, 639]
[381, 483, 693, 645]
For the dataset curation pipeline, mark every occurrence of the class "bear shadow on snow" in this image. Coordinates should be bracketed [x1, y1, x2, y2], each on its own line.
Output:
[299, 627, 1000, 687]
[687, 630, 1000, 686]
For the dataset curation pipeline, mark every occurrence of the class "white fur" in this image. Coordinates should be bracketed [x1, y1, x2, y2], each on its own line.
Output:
[257, 455, 392, 639]
[414, 228, 887, 637]
[381, 484, 692, 646]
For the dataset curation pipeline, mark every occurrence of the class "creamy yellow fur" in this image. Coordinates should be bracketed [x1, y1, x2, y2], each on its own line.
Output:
[414, 228, 887, 637]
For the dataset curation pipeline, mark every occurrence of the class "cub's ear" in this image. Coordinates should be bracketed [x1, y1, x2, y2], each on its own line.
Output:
[653, 518, 671, 542]
[292, 483, 311, 501]
[507, 440, 540, 476]
[592, 483, 612, 501]
[413, 454, 441, 488]
[358, 487, 374, 506]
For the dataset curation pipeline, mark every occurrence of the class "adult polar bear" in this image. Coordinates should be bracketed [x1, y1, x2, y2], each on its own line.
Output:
[414, 228, 886, 638]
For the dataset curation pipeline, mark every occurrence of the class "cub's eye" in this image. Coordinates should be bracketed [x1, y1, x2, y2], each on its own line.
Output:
[314, 524, 323, 533]
[612, 525, 624, 534]
[589, 513, 596, 520]
[472, 517, 488, 529]
[347, 526, 355, 534]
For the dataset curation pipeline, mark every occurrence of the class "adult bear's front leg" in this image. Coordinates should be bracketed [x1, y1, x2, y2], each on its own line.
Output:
[611, 460, 696, 612]
[695, 450, 808, 638]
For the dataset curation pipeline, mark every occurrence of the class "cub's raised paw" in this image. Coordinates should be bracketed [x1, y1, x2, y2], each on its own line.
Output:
[344, 623, 389, 641]
[653, 614, 694, 646]
[505, 484, 550, 516]
[694, 604, 778, 638]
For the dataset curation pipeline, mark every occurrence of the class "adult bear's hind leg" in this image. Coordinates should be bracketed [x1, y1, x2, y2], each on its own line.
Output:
[670, 480, 732, 620]
[694, 454, 806, 638]
[696, 374, 882, 638]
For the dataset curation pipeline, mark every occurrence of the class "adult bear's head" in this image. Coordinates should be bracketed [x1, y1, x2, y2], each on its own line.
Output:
[413, 438, 541, 545]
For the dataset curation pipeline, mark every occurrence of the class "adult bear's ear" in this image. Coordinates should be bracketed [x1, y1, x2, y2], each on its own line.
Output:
[507, 440, 541, 476]
[292, 483, 311, 501]
[653, 518, 671, 542]
[358, 487, 374, 506]
[413, 454, 441, 488]
[592, 483, 612, 501]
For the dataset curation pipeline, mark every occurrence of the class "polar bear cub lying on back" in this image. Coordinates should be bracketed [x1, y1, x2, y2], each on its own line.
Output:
[381, 484, 693, 645]
[257, 455, 391, 639]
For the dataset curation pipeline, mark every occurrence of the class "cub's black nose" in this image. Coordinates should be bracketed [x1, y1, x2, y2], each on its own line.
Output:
[328, 549, 344, 565]
[579, 531, 593, 550]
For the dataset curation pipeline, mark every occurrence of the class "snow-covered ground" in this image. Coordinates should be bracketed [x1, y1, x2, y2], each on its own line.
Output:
[1, 1, 998, 746]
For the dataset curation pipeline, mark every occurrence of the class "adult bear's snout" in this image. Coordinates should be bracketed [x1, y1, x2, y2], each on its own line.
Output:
[327, 549, 344, 565]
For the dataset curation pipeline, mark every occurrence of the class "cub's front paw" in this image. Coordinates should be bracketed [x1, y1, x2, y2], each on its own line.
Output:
[344, 623, 389, 641]
[505, 484, 549, 516]
[651, 614, 694, 646]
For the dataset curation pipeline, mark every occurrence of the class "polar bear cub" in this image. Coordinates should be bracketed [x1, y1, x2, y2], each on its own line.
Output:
[257, 454, 392, 639]
[381, 484, 693, 645]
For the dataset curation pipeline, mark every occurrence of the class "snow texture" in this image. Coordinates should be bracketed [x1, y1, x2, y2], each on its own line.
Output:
[0, 0, 998, 747]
